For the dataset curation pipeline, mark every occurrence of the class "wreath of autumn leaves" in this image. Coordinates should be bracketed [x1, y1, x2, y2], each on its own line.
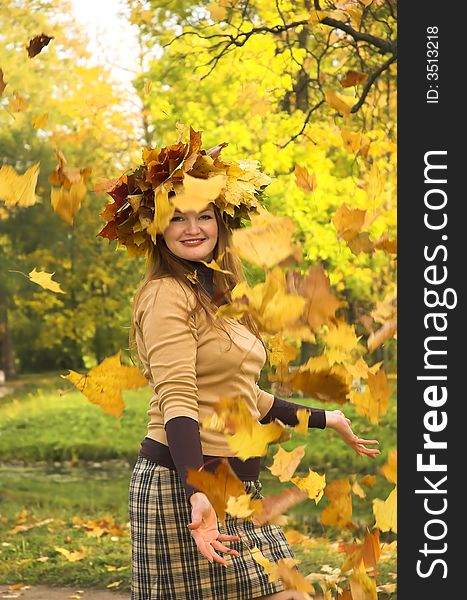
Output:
[95, 124, 272, 256]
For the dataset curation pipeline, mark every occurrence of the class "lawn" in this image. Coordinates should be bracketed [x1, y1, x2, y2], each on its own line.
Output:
[0, 372, 397, 596]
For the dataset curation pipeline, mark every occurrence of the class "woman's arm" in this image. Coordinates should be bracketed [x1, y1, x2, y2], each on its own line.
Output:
[259, 393, 326, 429]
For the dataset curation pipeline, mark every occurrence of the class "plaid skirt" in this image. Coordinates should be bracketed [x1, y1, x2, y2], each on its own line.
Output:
[129, 456, 296, 600]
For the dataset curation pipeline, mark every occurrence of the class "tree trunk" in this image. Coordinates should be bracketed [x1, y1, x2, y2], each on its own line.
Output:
[0, 289, 16, 380]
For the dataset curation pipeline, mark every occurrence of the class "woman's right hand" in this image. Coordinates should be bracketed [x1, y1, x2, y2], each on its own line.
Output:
[188, 492, 240, 567]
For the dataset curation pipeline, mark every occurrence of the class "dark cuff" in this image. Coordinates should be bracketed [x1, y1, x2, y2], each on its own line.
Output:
[259, 396, 326, 429]
[165, 416, 205, 499]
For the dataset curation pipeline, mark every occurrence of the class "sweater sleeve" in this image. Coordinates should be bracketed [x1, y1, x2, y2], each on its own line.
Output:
[259, 394, 326, 429]
[165, 416, 205, 500]
[136, 278, 199, 425]
[255, 383, 275, 419]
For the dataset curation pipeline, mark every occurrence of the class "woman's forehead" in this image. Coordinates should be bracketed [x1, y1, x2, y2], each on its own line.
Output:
[173, 204, 214, 214]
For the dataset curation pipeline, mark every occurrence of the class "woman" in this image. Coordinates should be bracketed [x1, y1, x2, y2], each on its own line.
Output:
[127, 200, 380, 600]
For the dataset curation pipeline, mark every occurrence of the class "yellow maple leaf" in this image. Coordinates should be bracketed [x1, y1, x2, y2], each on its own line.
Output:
[228, 419, 286, 460]
[324, 321, 361, 365]
[9, 91, 28, 112]
[28, 268, 66, 294]
[294, 409, 310, 435]
[0, 163, 40, 207]
[50, 181, 87, 225]
[321, 478, 353, 528]
[231, 210, 299, 270]
[173, 173, 227, 213]
[146, 186, 174, 241]
[294, 164, 317, 193]
[54, 546, 86, 562]
[333, 204, 366, 242]
[300, 266, 345, 332]
[32, 112, 49, 128]
[360, 474, 377, 488]
[349, 560, 377, 600]
[250, 547, 313, 592]
[268, 445, 306, 482]
[380, 448, 397, 484]
[61, 351, 147, 417]
[186, 459, 245, 524]
[324, 88, 352, 118]
[291, 469, 326, 504]
[225, 493, 262, 518]
[373, 486, 397, 533]
[267, 334, 300, 368]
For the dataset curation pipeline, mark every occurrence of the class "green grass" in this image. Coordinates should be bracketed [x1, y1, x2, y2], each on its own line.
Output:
[0, 372, 397, 595]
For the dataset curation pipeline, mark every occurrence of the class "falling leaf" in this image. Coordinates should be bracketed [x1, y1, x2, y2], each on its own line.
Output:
[26, 33, 54, 57]
[225, 493, 263, 518]
[186, 459, 245, 523]
[380, 449, 397, 484]
[323, 321, 362, 365]
[295, 266, 345, 332]
[250, 547, 314, 592]
[367, 317, 397, 352]
[352, 480, 366, 499]
[338, 529, 381, 572]
[340, 70, 368, 87]
[51, 181, 87, 225]
[320, 478, 352, 528]
[0, 68, 7, 96]
[268, 445, 306, 482]
[28, 268, 66, 294]
[32, 112, 49, 128]
[207, 2, 227, 20]
[292, 365, 350, 404]
[173, 172, 227, 213]
[252, 487, 308, 526]
[294, 165, 317, 193]
[360, 475, 376, 488]
[333, 204, 366, 242]
[8, 92, 28, 112]
[267, 334, 300, 368]
[294, 410, 310, 435]
[0, 163, 40, 207]
[61, 351, 147, 417]
[291, 469, 326, 504]
[231, 210, 299, 269]
[349, 560, 377, 600]
[228, 419, 286, 460]
[324, 89, 352, 118]
[373, 486, 397, 533]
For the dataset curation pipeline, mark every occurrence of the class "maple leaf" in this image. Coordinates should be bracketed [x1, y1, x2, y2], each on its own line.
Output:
[291, 469, 326, 504]
[268, 445, 306, 482]
[348, 366, 391, 424]
[250, 547, 314, 593]
[333, 204, 366, 242]
[324, 88, 352, 118]
[294, 410, 310, 435]
[26, 33, 54, 57]
[186, 459, 245, 523]
[294, 165, 317, 193]
[0, 163, 40, 207]
[252, 487, 308, 526]
[28, 268, 66, 294]
[0, 68, 7, 97]
[8, 92, 28, 112]
[267, 334, 300, 369]
[320, 478, 353, 528]
[228, 419, 286, 460]
[380, 448, 397, 484]
[225, 493, 263, 518]
[172, 173, 227, 213]
[292, 365, 350, 404]
[367, 317, 397, 353]
[349, 560, 377, 600]
[372, 486, 397, 533]
[360, 475, 376, 488]
[338, 529, 381, 572]
[51, 181, 87, 225]
[295, 266, 344, 332]
[54, 547, 86, 562]
[231, 209, 300, 269]
[340, 70, 368, 87]
[61, 351, 147, 417]
[323, 321, 362, 365]
[32, 112, 49, 129]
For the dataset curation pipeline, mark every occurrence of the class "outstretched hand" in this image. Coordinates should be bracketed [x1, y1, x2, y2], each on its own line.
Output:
[188, 492, 240, 567]
[325, 409, 380, 459]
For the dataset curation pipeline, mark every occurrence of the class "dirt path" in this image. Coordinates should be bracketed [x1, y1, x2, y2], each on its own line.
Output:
[0, 585, 129, 600]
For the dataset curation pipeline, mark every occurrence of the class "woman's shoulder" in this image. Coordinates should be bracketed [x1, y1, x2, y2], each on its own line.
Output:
[136, 276, 197, 316]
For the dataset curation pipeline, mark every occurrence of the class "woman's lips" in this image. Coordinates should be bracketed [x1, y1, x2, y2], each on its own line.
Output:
[180, 239, 206, 246]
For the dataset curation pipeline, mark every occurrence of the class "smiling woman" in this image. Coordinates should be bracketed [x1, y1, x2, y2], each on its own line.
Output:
[162, 203, 218, 262]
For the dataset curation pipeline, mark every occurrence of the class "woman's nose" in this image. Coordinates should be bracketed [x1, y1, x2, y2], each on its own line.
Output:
[184, 219, 202, 233]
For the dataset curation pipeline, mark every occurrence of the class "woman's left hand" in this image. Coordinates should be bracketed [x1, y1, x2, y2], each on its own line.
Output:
[325, 409, 381, 459]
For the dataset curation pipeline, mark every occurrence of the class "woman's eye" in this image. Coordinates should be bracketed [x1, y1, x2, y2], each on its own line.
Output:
[200, 215, 212, 220]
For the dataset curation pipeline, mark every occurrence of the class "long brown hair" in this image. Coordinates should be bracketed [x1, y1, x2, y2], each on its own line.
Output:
[128, 203, 267, 368]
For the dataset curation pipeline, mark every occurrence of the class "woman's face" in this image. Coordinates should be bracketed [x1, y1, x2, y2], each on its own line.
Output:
[162, 203, 218, 262]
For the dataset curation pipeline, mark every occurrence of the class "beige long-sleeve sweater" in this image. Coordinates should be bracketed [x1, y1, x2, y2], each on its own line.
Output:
[134, 276, 275, 456]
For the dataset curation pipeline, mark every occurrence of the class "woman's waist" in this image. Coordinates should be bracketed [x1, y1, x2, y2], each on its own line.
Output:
[138, 436, 261, 481]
